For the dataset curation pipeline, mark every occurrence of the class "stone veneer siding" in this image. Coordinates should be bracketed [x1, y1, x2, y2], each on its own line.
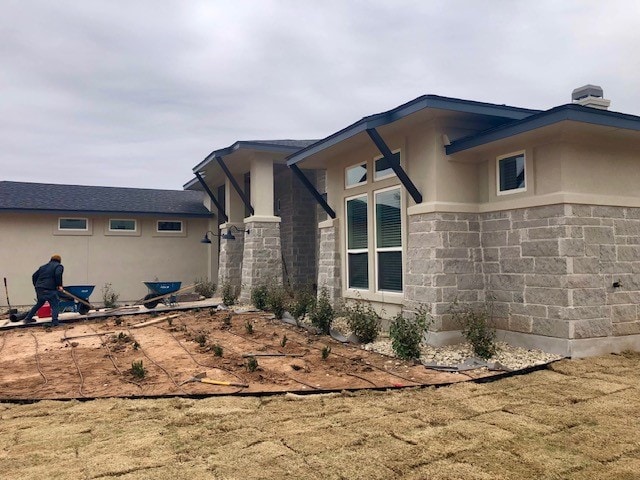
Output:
[240, 220, 283, 302]
[404, 204, 640, 344]
[317, 220, 341, 304]
[218, 230, 244, 297]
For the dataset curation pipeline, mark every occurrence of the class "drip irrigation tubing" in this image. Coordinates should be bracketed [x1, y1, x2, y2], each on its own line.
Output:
[62, 327, 87, 398]
[29, 331, 48, 392]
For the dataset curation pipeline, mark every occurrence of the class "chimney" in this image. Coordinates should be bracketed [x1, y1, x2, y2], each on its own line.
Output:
[571, 84, 611, 110]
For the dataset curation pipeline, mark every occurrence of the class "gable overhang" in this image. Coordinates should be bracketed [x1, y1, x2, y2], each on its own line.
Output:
[0, 208, 212, 218]
[286, 95, 540, 168]
[446, 104, 640, 155]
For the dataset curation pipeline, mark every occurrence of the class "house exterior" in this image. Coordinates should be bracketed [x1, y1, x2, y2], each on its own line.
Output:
[287, 87, 640, 357]
[0, 181, 213, 306]
[184, 139, 322, 301]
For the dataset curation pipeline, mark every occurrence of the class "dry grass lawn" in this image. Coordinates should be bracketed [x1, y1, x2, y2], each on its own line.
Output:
[1, 351, 640, 479]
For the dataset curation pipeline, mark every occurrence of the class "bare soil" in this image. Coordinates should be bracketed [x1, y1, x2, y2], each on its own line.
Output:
[1, 352, 639, 479]
[0, 309, 494, 400]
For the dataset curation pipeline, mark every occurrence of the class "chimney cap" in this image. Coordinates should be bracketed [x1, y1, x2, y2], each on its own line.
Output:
[572, 84, 604, 101]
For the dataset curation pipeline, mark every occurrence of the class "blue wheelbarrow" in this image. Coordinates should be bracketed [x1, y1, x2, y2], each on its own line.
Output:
[59, 285, 95, 315]
[142, 281, 182, 309]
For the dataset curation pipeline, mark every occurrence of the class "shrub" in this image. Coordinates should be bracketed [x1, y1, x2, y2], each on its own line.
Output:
[194, 278, 216, 298]
[289, 287, 316, 324]
[251, 285, 269, 310]
[449, 299, 497, 360]
[131, 360, 146, 379]
[390, 305, 431, 360]
[280, 335, 288, 348]
[321, 345, 331, 360]
[342, 300, 381, 343]
[266, 285, 287, 320]
[309, 287, 334, 334]
[245, 356, 258, 372]
[245, 320, 254, 334]
[212, 344, 223, 357]
[221, 283, 238, 306]
[194, 332, 208, 347]
[101, 283, 120, 308]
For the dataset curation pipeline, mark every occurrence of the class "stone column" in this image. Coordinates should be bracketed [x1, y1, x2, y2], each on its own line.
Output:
[240, 218, 283, 302]
[317, 218, 341, 305]
[217, 174, 245, 294]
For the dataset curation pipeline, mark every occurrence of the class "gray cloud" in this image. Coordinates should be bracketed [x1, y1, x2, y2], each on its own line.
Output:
[2, 0, 639, 189]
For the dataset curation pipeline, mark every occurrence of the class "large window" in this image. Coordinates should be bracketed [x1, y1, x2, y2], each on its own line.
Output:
[375, 188, 402, 292]
[346, 195, 368, 289]
[58, 218, 88, 231]
[497, 151, 526, 194]
[345, 187, 403, 294]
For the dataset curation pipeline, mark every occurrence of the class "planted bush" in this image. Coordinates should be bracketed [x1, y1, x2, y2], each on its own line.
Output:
[390, 305, 431, 360]
[266, 285, 287, 320]
[194, 278, 216, 298]
[131, 360, 146, 379]
[101, 283, 119, 308]
[221, 282, 238, 306]
[342, 300, 381, 343]
[449, 299, 497, 360]
[309, 287, 334, 334]
[289, 286, 316, 324]
[251, 284, 269, 310]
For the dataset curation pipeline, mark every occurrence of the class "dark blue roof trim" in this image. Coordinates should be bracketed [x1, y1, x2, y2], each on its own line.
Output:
[0, 181, 211, 217]
[287, 95, 540, 166]
[0, 208, 211, 218]
[193, 139, 318, 172]
[446, 104, 640, 154]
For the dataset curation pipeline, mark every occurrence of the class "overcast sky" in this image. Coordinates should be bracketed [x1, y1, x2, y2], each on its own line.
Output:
[2, 0, 639, 190]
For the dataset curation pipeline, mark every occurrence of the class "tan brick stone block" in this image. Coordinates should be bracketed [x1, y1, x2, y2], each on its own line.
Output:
[612, 321, 640, 335]
[573, 318, 611, 339]
[571, 288, 606, 306]
[611, 304, 638, 323]
[525, 287, 569, 306]
[531, 317, 570, 337]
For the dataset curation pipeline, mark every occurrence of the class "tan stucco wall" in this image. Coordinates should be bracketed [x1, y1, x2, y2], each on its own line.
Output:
[0, 213, 213, 307]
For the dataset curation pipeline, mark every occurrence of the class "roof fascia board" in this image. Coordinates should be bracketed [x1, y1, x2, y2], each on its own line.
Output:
[193, 141, 304, 173]
[446, 105, 640, 154]
[0, 208, 212, 218]
[287, 95, 540, 166]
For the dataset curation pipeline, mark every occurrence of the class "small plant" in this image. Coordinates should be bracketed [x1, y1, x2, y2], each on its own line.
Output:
[342, 299, 381, 343]
[101, 283, 120, 308]
[280, 335, 288, 348]
[131, 360, 146, 379]
[212, 344, 223, 357]
[245, 356, 258, 372]
[309, 286, 334, 334]
[245, 320, 254, 334]
[266, 285, 287, 320]
[195, 332, 208, 347]
[114, 317, 123, 326]
[251, 284, 269, 310]
[222, 314, 232, 328]
[133, 341, 140, 350]
[221, 282, 238, 306]
[289, 287, 316, 324]
[194, 278, 216, 298]
[321, 345, 331, 360]
[167, 317, 173, 327]
[449, 298, 498, 360]
[390, 305, 431, 360]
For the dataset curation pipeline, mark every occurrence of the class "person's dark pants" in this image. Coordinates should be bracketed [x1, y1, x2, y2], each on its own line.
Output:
[24, 289, 60, 325]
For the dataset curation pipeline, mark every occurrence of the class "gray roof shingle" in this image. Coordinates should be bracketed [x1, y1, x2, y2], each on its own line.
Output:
[0, 181, 211, 217]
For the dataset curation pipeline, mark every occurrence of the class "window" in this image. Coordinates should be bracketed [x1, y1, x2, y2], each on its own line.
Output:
[157, 221, 183, 232]
[375, 188, 402, 292]
[109, 219, 136, 231]
[374, 152, 399, 180]
[58, 218, 88, 231]
[346, 195, 368, 289]
[497, 152, 526, 194]
[345, 163, 367, 188]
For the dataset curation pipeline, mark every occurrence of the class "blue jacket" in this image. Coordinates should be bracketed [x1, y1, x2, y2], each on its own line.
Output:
[32, 260, 64, 291]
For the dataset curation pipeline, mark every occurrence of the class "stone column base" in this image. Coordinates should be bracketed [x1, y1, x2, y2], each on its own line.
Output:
[240, 217, 283, 302]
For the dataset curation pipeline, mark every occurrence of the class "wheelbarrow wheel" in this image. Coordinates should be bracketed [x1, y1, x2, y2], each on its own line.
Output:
[143, 294, 160, 309]
[78, 303, 90, 315]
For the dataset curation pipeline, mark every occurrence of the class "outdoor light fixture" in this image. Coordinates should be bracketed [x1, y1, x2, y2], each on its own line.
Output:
[200, 227, 250, 244]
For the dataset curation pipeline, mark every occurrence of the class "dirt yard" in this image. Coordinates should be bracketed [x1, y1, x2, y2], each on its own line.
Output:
[1, 351, 639, 479]
[0, 309, 497, 401]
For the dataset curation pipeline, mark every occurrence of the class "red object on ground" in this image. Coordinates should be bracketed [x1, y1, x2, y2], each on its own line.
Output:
[37, 302, 51, 318]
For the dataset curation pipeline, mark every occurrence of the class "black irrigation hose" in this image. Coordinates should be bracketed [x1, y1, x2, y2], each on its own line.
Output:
[62, 327, 87, 398]
[157, 324, 248, 394]
[125, 326, 188, 395]
[29, 331, 48, 392]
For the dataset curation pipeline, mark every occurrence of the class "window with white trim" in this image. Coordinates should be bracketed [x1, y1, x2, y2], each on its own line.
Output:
[374, 187, 402, 292]
[374, 152, 399, 181]
[346, 195, 369, 289]
[345, 163, 367, 188]
[58, 218, 88, 231]
[157, 221, 183, 232]
[109, 219, 137, 231]
[497, 151, 526, 194]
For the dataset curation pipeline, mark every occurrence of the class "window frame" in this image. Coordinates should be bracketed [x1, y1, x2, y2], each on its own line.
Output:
[496, 150, 527, 196]
[373, 185, 403, 294]
[373, 150, 400, 181]
[108, 218, 137, 232]
[345, 193, 369, 291]
[345, 162, 368, 189]
[58, 217, 88, 231]
[156, 220, 183, 233]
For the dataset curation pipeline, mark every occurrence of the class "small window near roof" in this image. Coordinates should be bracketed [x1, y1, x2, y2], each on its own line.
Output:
[497, 152, 526, 194]
[345, 163, 367, 188]
[374, 152, 399, 180]
[109, 219, 136, 231]
[59, 218, 88, 230]
[157, 221, 183, 232]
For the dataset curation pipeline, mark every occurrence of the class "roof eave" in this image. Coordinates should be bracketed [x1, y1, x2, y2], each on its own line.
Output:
[192, 141, 308, 173]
